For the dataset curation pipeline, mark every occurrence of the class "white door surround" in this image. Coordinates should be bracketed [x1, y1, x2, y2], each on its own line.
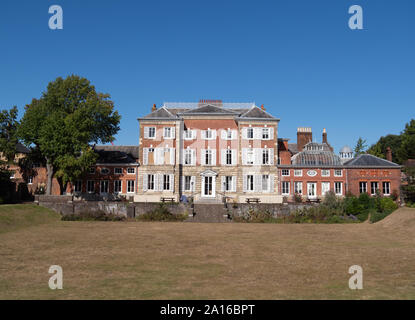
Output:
[200, 170, 217, 198]
[307, 182, 317, 199]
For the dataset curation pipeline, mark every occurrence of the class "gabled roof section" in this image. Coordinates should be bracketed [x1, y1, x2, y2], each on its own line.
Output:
[181, 104, 238, 115]
[140, 106, 176, 120]
[238, 106, 279, 120]
[344, 154, 400, 168]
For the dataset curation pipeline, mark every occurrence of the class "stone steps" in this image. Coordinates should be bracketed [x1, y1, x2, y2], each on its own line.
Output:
[186, 204, 232, 223]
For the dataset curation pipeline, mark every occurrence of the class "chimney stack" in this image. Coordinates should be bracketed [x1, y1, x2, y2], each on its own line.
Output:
[322, 128, 328, 144]
[261, 104, 265, 110]
[386, 147, 392, 162]
[297, 127, 312, 152]
[152, 104, 157, 112]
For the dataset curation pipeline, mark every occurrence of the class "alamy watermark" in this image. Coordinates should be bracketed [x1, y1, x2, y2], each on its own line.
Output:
[48, 265, 63, 290]
[348, 265, 363, 290]
[48, 5, 63, 30]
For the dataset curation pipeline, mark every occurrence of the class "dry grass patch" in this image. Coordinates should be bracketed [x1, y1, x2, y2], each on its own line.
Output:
[0, 205, 414, 299]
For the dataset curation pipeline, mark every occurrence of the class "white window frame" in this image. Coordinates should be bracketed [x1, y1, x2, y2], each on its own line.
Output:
[321, 169, 330, 177]
[382, 182, 390, 195]
[262, 149, 270, 165]
[294, 170, 303, 177]
[184, 149, 193, 166]
[204, 129, 216, 140]
[147, 174, 155, 191]
[74, 180, 82, 192]
[147, 127, 156, 139]
[335, 182, 342, 195]
[370, 181, 379, 195]
[184, 176, 193, 192]
[226, 149, 233, 165]
[247, 127, 254, 139]
[87, 180, 95, 193]
[223, 176, 234, 192]
[359, 182, 367, 194]
[246, 149, 254, 165]
[262, 127, 270, 140]
[28, 176, 33, 184]
[282, 181, 290, 195]
[100, 180, 109, 194]
[114, 180, 122, 193]
[114, 167, 122, 175]
[282, 169, 290, 176]
[163, 127, 173, 139]
[163, 174, 171, 191]
[127, 180, 135, 193]
[334, 169, 343, 177]
[261, 175, 270, 192]
[127, 167, 136, 175]
[322, 182, 330, 195]
[205, 149, 213, 166]
[184, 129, 194, 140]
[88, 167, 95, 174]
[246, 175, 254, 192]
[100, 168, 110, 175]
[294, 181, 302, 195]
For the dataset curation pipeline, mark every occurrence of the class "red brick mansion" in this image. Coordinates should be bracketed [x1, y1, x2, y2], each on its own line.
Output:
[9, 100, 402, 203]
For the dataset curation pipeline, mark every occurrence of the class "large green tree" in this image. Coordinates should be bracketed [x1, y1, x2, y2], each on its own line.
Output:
[18, 75, 121, 195]
[0, 106, 19, 163]
[367, 134, 403, 164]
[397, 119, 415, 163]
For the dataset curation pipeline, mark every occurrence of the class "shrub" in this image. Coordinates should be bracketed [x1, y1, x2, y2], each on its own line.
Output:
[293, 193, 303, 203]
[233, 208, 277, 223]
[379, 197, 398, 214]
[62, 210, 125, 221]
[344, 195, 363, 215]
[137, 203, 187, 222]
[358, 192, 374, 210]
[370, 211, 389, 223]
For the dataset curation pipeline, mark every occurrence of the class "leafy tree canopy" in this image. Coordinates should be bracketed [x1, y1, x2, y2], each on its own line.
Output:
[0, 106, 19, 163]
[354, 137, 367, 156]
[366, 134, 403, 164]
[18, 75, 121, 194]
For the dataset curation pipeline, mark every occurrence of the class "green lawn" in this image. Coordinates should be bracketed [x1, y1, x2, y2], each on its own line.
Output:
[0, 204, 414, 299]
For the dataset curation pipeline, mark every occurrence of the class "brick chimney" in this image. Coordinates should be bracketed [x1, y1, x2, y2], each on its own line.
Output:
[261, 104, 265, 110]
[152, 104, 157, 112]
[386, 147, 392, 162]
[297, 127, 312, 151]
[322, 128, 328, 144]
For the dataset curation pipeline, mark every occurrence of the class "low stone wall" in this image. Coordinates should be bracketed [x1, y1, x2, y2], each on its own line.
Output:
[35, 195, 316, 220]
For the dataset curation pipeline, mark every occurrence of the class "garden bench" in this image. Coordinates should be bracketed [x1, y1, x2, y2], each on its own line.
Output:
[246, 198, 261, 204]
[161, 197, 175, 203]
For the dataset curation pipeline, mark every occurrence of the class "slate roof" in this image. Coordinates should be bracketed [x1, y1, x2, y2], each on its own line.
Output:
[239, 106, 275, 119]
[288, 143, 299, 154]
[141, 107, 175, 119]
[16, 143, 30, 154]
[93, 145, 139, 164]
[291, 144, 342, 167]
[138, 102, 279, 121]
[344, 154, 400, 168]
[181, 104, 238, 115]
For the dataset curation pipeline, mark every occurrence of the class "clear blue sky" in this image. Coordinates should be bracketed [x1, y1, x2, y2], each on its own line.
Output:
[1, 0, 414, 153]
